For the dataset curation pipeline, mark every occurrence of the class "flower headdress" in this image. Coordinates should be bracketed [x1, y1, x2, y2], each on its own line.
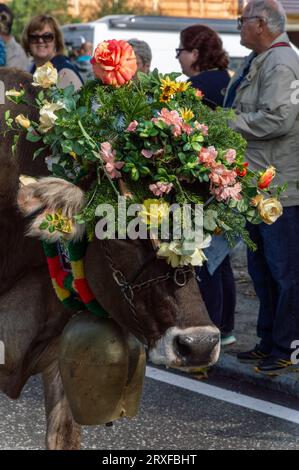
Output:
[5, 41, 284, 268]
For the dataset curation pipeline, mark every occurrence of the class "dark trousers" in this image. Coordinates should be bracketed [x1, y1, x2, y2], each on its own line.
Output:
[196, 255, 236, 333]
[247, 206, 299, 359]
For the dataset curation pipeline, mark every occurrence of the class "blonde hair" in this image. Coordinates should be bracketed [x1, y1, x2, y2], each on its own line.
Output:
[21, 15, 65, 56]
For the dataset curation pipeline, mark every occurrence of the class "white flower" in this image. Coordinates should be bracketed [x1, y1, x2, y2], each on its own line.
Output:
[32, 62, 58, 88]
[157, 235, 212, 267]
[39, 101, 65, 133]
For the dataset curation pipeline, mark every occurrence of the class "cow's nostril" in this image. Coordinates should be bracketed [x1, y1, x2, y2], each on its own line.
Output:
[174, 335, 193, 359]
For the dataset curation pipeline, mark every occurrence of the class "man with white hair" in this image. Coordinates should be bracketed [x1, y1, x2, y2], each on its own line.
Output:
[224, 0, 299, 374]
[127, 38, 152, 74]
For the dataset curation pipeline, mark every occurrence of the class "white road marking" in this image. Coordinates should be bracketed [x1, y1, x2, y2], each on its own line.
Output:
[146, 366, 299, 425]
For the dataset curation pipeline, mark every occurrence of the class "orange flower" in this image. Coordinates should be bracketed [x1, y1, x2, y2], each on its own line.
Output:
[91, 39, 137, 87]
[258, 166, 276, 189]
[195, 89, 204, 99]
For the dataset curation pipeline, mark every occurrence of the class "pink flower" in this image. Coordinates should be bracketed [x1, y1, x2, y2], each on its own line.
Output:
[141, 149, 154, 159]
[181, 123, 193, 135]
[224, 149, 237, 164]
[209, 165, 237, 186]
[149, 181, 173, 197]
[126, 120, 138, 132]
[152, 108, 183, 137]
[100, 142, 124, 178]
[211, 182, 242, 202]
[198, 146, 218, 167]
[194, 122, 209, 136]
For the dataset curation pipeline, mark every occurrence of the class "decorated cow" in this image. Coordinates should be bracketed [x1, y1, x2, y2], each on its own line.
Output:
[0, 67, 220, 450]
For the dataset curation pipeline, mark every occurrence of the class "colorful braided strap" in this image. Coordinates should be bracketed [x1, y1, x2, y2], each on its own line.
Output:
[43, 238, 108, 318]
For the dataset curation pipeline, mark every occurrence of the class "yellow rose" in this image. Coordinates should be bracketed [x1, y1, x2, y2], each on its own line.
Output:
[15, 114, 31, 129]
[32, 62, 58, 89]
[39, 101, 64, 133]
[258, 197, 283, 225]
[139, 199, 170, 226]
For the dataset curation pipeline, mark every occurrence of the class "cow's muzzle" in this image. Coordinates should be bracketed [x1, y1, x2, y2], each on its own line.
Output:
[148, 325, 220, 368]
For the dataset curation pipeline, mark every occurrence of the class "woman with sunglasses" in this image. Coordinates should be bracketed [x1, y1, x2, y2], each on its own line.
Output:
[177, 25, 237, 347]
[22, 15, 83, 91]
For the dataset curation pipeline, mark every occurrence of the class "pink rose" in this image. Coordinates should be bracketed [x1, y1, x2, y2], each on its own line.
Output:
[126, 120, 138, 132]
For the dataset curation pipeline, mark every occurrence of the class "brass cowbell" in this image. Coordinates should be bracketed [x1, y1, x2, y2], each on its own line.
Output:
[59, 312, 146, 425]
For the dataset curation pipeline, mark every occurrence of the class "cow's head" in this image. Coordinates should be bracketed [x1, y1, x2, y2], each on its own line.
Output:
[17, 177, 220, 370]
[85, 237, 220, 369]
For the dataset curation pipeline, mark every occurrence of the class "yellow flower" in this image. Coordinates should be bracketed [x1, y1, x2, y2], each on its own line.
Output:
[19, 174, 37, 186]
[52, 209, 73, 234]
[15, 114, 31, 129]
[179, 108, 194, 122]
[39, 101, 65, 133]
[5, 89, 23, 98]
[32, 62, 58, 89]
[175, 81, 191, 93]
[160, 76, 178, 97]
[69, 151, 77, 160]
[159, 93, 172, 103]
[257, 197, 283, 225]
[139, 199, 170, 226]
[250, 194, 264, 207]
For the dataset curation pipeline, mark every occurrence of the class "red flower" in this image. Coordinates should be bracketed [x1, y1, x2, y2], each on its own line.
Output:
[258, 166, 276, 189]
[236, 163, 248, 177]
[91, 40, 137, 87]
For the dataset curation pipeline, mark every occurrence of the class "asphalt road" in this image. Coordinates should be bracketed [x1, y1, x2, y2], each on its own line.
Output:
[0, 366, 298, 450]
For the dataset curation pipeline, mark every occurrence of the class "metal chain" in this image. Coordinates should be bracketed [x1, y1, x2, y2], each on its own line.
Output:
[102, 240, 195, 337]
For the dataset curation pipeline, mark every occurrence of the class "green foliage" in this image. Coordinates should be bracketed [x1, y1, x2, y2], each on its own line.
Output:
[9, 0, 73, 40]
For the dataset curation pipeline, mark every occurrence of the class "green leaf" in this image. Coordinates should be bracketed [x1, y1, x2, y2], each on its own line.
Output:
[183, 143, 191, 151]
[236, 199, 249, 213]
[26, 132, 42, 143]
[33, 146, 46, 160]
[191, 142, 202, 151]
[39, 222, 49, 230]
[52, 164, 67, 178]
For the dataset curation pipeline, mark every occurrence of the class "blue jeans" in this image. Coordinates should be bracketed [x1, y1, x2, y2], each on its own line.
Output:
[196, 255, 236, 333]
[247, 206, 299, 359]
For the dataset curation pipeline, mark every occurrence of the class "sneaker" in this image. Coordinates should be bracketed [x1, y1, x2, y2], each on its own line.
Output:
[237, 345, 270, 363]
[255, 356, 299, 375]
[221, 333, 236, 346]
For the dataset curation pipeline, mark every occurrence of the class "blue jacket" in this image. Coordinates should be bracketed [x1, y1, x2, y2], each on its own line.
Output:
[0, 38, 6, 66]
[190, 69, 230, 109]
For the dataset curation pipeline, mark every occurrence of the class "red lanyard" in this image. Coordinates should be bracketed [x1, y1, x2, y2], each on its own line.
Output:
[270, 42, 291, 49]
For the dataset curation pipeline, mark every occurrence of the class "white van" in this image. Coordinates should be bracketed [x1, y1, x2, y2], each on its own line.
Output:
[62, 15, 251, 75]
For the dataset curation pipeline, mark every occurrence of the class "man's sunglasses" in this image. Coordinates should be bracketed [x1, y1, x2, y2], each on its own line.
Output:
[28, 33, 55, 44]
